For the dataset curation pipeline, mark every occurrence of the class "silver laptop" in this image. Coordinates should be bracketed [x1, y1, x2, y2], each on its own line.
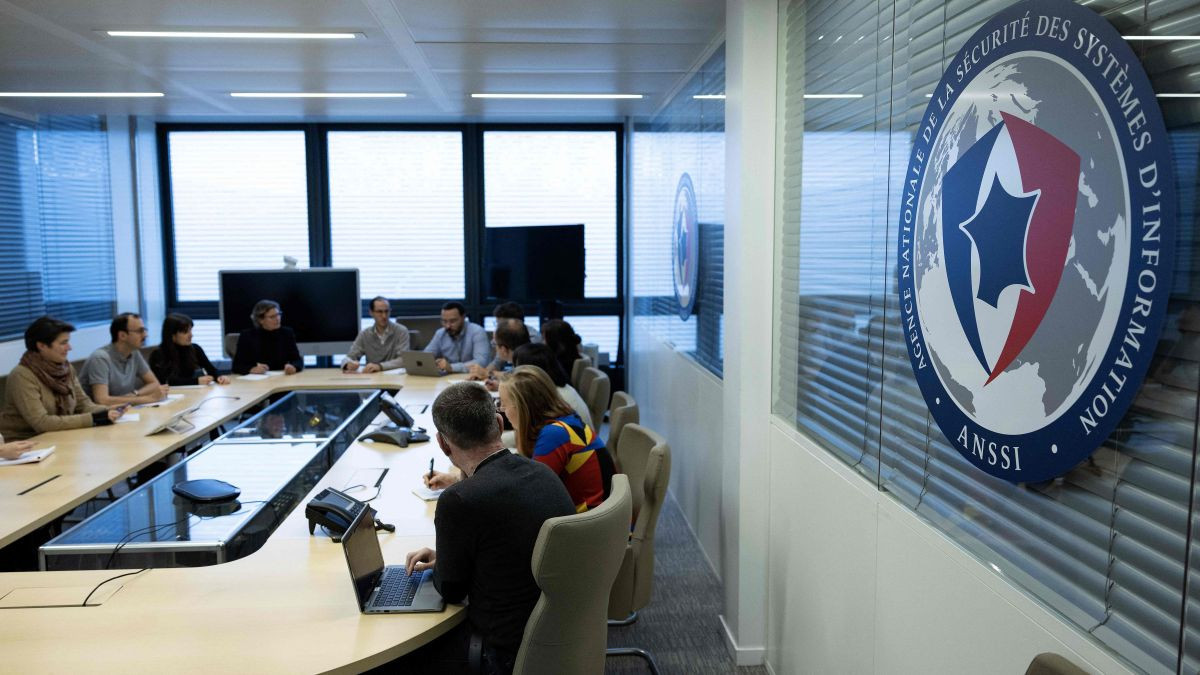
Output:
[401, 350, 446, 377]
[342, 505, 445, 614]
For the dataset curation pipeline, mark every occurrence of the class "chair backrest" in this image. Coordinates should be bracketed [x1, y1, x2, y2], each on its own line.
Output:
[223, 333, 239, 359]
[570, 356, 591, 391]
[581, 367, 610, 433]
[1025, 653, 1089, 675]
[606, 391, 639, 471]
[608, 424, 671, 619]
[514, 475, 632, 675]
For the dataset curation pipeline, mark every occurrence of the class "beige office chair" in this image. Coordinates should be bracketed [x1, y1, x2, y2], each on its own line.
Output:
[1025, 653, 1090, 675]
[581, 367, 610, 434]
[223, 333, 239, 359]
[570, 356, 592, 391]
[606, 424, 670, 675]
[606, 391, 639, 473]
[513, 474, 632, 675]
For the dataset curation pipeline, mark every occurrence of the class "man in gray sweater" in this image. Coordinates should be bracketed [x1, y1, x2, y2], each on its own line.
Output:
[341, 296, 411, 373]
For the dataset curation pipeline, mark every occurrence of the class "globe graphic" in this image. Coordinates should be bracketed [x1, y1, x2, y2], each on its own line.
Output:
[912, 53, 1130, 435]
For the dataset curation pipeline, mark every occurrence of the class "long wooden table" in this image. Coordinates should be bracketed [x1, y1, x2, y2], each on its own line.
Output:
[0, 368, 467, 673]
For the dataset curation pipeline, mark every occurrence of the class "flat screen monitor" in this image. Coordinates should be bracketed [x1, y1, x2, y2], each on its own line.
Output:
[219, 268, 360, 356]
[484, 224, 585, 301]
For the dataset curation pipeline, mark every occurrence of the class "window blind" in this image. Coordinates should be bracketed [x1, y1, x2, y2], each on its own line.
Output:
[0, 114, 115, 341]
[774, 0, 1200, 672]
[167, 130, 309, 302]
[328, 131, 465, 299]
[629, 45, 726, 376]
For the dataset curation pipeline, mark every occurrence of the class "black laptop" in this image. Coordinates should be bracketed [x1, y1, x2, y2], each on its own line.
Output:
[341, 506, 445, 614]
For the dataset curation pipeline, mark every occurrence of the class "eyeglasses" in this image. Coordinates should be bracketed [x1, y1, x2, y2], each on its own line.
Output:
[127, 327, 148, 334]
[262, 312, 282, 320]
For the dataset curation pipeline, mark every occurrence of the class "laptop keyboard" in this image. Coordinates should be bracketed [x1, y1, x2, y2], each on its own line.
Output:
[374, 567, 420, 607]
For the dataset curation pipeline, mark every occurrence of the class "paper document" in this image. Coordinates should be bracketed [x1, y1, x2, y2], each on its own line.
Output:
[238, 373, 269, 381]
[0, 446, 55, 467]
[412, 485, 443, 501]
[134, 394, 184, 409]
[114, 413, 141, 423]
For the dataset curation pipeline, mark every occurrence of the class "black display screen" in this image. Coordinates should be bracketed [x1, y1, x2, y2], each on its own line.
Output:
[484, 224, 585, 301]
[219, 268, 360, 353]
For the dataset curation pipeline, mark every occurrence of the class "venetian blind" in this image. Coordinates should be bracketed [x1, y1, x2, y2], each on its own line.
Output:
[167, 130, 309, 302]
[327, 131, 465, 299]
[0, 115, 115, 340]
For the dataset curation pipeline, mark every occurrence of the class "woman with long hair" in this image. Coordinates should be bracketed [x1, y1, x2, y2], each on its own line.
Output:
[499, 365, 613, 512]
[149, 313, 230, 386]
[539, 319, 585, 386]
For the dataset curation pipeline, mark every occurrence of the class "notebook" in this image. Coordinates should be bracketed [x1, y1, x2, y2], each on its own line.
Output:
[341, 506, 445, 614]
[0, 446, 55, 467]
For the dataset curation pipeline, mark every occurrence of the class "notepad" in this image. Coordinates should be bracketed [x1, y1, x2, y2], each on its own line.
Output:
[412, 485, 443, 501]
[114, 413, 141, 424]
[238, 373, 269, 381]
[0, 446, 54, 467]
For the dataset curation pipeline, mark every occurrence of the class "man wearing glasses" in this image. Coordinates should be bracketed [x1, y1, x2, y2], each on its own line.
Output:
[341, 296, 411, 374]
[79, 312, 169, 406]
[233, 299, 303, 376]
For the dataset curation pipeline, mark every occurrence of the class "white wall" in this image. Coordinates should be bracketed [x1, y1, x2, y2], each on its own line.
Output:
[765, 419, 1136, 674]
[628, 323, 726, 577]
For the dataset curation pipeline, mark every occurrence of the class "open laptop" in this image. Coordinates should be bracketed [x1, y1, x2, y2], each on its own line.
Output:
[401, 350, 446, 377]
[341, 505, 445, 614]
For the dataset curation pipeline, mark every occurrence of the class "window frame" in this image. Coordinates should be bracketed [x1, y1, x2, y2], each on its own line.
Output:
[157, 122, 625, 364]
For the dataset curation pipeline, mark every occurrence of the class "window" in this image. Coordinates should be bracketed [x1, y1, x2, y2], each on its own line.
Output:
[159, 124, 626, 365]
[0, 115, 115, 340]
[483, 130, 618, 299]
[165, 130, 309, 302]
[328, 131, 464, 299]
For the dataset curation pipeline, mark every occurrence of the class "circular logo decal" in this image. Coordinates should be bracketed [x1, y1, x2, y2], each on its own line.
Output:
[897, 0, 1175, 482]
[673, 173, 700, 321]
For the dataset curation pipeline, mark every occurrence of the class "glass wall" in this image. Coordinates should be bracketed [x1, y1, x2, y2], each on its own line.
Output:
[774, 0, 1200, 672]
[631, 46, 726, 376]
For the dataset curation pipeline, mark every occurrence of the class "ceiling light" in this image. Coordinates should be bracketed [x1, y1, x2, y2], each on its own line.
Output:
[1123, 35, 1200, 41]
[106, 30, 359, 39]
[803, 94, 864, 99]
[693, 94, 726, 100]
[471, 93, 643, 100]
[0, 92, 164, 98]
[230, 92, 407, 98]
[1157, 93, 1200, 98]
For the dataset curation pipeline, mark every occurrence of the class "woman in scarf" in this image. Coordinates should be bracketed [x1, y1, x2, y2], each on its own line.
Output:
[0, 316, 124, 441]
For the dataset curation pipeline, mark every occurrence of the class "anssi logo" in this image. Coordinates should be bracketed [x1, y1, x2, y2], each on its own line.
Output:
[673, 173, 699, 321]
[897, 0, 1175, 482]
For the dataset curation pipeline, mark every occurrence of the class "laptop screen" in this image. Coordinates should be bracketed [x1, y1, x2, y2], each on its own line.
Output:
[342, 505, 384, 608]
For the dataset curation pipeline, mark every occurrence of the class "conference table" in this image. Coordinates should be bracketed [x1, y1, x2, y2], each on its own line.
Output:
[0, 368, 468, 673]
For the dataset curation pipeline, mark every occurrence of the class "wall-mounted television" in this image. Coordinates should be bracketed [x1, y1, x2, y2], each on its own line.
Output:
[484, 224, 585, 301]
[219, 268, 360, 356]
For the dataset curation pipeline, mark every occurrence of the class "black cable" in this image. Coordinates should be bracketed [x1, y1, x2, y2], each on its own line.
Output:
[81, 569, 147, 607]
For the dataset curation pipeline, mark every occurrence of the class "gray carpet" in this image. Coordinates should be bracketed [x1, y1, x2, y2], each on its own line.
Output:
[605, 494, 768, 675]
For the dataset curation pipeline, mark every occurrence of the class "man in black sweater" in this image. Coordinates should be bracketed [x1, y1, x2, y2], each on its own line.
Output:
[404, 381, 574, 674]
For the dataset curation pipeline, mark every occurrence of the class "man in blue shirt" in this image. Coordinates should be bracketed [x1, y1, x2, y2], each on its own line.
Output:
[424, 301, 491, 374]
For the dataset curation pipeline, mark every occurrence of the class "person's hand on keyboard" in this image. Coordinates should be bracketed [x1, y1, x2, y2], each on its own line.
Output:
[405, 547, 436, 575]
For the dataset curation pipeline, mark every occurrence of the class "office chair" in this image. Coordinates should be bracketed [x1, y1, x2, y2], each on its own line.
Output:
[606, 391, 639, 473]
[581, 367, 610, 435]
[571, 356, 592, 391]
[513, 474, 632, 675]
[606, 424, 670, 675]
[223, 333, 239, 359]
[1025, 653, 1090, 675]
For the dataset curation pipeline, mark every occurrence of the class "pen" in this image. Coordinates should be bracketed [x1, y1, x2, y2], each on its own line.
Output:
[428, 458, 435, 480]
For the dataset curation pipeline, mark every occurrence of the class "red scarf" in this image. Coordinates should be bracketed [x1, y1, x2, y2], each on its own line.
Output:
[19, 350, 73, 415]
